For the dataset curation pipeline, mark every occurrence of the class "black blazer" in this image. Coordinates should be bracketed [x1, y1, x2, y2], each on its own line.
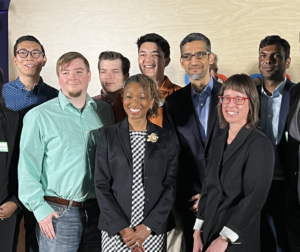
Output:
[94, 118, 179, 236]
[257, 79, 295, 178]
[197, 126, 274, 252]
[286, 83, 300, 201]
[0, 106, 21, 209]
[163, 80, 224, 206]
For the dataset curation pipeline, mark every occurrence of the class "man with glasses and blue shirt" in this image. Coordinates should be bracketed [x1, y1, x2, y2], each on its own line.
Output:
[257, 35, 294, 252]
[2, 35, 58, 252]
[163, 33, 223, 251]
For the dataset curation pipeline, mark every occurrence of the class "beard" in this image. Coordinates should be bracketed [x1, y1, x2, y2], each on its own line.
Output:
[189, 74, 203, 80]
[68, 90, 82, 98]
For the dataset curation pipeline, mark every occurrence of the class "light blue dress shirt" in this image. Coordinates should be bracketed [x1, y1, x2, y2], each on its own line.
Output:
[191, 77, 213, 143]
[260, 78, 286, 145]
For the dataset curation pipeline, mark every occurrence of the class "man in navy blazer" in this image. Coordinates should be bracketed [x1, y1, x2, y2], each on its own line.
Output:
[163, 33, 223, 251]
[257, 35, 294, 252]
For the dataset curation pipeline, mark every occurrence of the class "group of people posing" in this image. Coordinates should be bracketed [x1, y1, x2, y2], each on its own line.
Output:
[0, 31, 299, 252]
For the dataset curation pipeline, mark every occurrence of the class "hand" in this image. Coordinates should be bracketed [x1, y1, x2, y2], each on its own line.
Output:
[0, 201, 18, 219]
[206, 236, 228, 252]
[189, 194, 201, 213]
[39, 211, 59, 240]
[119, 227, 135, 240]
[193, 229, 203, 252]
[123, 224, 151, 251]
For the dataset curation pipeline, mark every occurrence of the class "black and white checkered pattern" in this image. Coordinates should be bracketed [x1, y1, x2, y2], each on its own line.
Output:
[101, 130, 166, 252]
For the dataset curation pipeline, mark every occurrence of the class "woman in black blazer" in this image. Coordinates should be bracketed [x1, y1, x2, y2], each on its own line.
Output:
[0, 68, 21, 251]
[193, 74, 274, 252]
[95, 74, 178, 252]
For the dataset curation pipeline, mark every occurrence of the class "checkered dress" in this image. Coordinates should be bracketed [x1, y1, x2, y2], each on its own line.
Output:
[101, 130, 167, 252]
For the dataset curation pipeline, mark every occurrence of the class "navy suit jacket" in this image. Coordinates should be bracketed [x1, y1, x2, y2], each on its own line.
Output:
[257, 78, 295, 178]
[163, 79, 224, 211]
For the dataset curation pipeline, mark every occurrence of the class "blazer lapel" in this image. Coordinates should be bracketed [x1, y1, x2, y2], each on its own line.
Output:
[117, 118, 133, 167]
[277, 80, 293, 143]
[144, 120, 157, 166]
[222, 127, 253, 166]
[288, 97, 300, 141]
[205, 80, 220, 149]
[182, 84, 203, 146]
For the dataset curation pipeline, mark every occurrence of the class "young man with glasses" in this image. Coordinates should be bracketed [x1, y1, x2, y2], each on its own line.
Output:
[163, 33, 223, 252]
[2, 35, 58, 252]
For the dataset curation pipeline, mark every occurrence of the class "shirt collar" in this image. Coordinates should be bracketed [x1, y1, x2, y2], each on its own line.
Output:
[261, 77, 287, 97]
[191, 76, 213, 98]
[58, 90, 97, 111]
[15, 77, 45, 93]
[160, 76, 174, 92]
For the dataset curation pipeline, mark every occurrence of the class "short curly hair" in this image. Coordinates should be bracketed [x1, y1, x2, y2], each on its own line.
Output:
[123, 74, 163, 118]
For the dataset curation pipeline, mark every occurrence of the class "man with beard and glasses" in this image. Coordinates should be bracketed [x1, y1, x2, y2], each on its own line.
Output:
[257, 35, 294, 252]
[163, 33, 224, 252]
[18, 52, 114, 252]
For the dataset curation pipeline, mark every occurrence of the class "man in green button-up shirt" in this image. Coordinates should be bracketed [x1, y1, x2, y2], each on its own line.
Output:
[18, 52, 114, 252]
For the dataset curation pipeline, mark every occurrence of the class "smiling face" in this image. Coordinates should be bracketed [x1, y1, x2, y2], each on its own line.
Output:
[99, 59, 128, 94]
[123, 82, 154, 122]
[138, 42, 169, 82]
[180, 40, 213, 81]
[58, 58, 91, 98]
[258, 44, 291, 81]
[13, 41, 47, 79]
[222, 89, 249, 127]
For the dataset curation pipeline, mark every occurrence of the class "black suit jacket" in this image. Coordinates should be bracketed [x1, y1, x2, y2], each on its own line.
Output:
[163, 80, 224, 207]
[257, 79, 295, 178]
[286, 83, 300, 201]
[197, 126, 274, 251]
[94, 118, 179, 236]
[0, 106, 21, 208]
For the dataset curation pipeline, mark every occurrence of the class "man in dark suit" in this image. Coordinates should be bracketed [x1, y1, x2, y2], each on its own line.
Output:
[163, 32, 223, 251]
[257, 35, 294, 252]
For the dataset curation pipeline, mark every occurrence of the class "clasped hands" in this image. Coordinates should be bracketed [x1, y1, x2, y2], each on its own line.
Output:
[120, 224, 151, 252]
[193, 230, 228, 252]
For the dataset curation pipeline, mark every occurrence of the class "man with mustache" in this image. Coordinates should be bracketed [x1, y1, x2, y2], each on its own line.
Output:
[163, 33, 223, 251]
[257, 35, 294, 252]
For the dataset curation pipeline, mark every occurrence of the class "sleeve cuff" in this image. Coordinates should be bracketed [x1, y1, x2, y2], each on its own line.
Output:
[33, 201, 55, 222]
[220, 226, 239, 243]
[193, 218, 204, 230]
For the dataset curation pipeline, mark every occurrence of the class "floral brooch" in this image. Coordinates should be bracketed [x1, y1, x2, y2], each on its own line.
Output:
[147, 133, 159, 143]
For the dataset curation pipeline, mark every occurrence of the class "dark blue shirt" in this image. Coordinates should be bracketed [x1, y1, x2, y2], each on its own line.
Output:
[2, 77, 58, 120]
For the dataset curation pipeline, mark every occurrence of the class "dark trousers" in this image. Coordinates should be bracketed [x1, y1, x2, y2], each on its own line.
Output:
[14, 206, 38, 252]
[0, 212, 17, 252]
[78, 199, 101, 252]
[285, 192, 300, 252]
[261, 181, 290, 252]
[179, 207, 196, 252]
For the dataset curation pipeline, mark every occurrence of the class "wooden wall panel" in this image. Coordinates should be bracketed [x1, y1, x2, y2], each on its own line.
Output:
[8, 0, 300, 95]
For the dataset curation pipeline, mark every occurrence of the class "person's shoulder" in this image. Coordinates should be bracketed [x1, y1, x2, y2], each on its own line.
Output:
[290, 82, 300, 95]
[42, 83, 59, 95]
[27, 97, 59, 116]
[2, 79, 18, 91]
[247, 127, 273, 148]
[166, 84, 189, 101]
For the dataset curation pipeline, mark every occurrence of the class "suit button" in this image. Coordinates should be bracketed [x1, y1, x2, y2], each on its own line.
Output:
[295, 172, 298, 176]
[146, 198, 150, 202]
[145, 177, 148, 180]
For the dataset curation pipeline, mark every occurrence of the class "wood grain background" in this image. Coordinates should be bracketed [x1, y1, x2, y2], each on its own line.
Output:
[8, 0, 300, 95]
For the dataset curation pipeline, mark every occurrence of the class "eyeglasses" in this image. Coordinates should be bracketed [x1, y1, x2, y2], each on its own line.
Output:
[16, 49, 44, 58]
[181, 52, 210, 61]
[219, 96, 249, 105]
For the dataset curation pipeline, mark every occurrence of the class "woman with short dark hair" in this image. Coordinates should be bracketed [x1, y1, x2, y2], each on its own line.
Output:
[95, 74, 178, 252]
[0, 67, 21, 251]
[193, 74, 274, 252]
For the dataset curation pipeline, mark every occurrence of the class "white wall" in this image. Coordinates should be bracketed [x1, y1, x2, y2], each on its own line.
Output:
[8, 0, 300, 95]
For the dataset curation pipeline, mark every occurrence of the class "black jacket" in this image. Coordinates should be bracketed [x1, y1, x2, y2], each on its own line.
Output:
[0, 106, 21, 209]
[94, 118, 179, 236]
[163, 80, 224, 209]
[197, 126, 274, 252]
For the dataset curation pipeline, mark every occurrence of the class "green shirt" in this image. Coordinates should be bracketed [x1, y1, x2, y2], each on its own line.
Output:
[18, 91, 114, 222]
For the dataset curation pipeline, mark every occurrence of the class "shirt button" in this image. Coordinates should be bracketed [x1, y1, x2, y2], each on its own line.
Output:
[295, 172, 297, 176]
[146, 199, 149, 202]
[268, 115, 271, 117]
[89, 148, 91, 151]
[201, 103, 203, 106]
